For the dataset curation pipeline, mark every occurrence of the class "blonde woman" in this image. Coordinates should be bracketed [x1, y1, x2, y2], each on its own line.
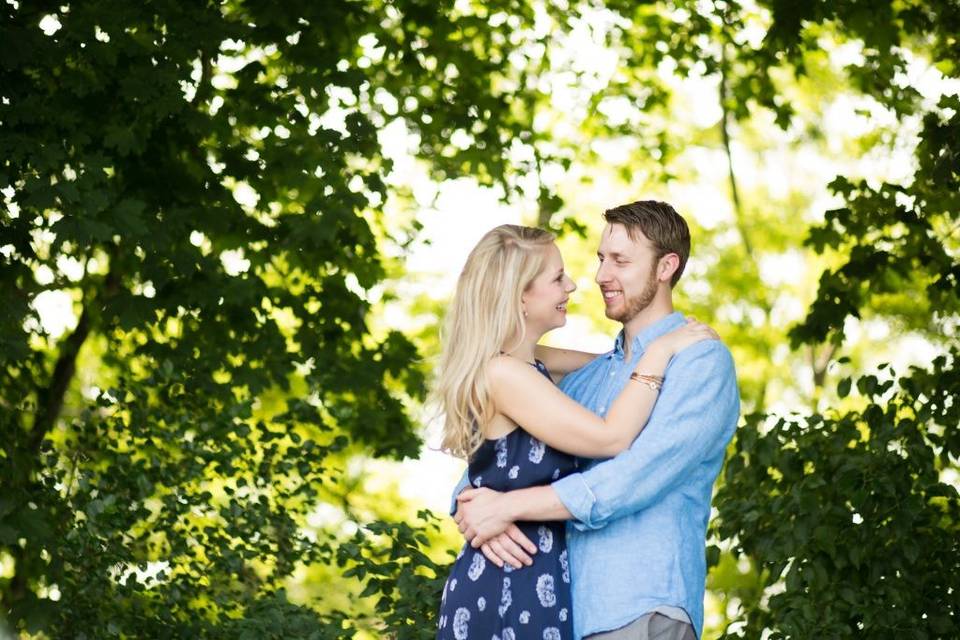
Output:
[434, 225, 716, 640]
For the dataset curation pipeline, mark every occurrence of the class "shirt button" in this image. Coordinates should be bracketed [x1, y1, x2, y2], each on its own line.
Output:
[598, 407, 606, 414]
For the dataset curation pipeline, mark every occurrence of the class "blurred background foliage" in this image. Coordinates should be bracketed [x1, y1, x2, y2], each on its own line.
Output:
[1, 0, 957, 637]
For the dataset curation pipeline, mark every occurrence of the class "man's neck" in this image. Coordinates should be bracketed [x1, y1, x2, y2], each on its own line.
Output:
[622, 299, 674, 359]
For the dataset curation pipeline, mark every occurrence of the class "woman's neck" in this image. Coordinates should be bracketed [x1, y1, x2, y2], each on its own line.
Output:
[500, 331, 540, 365]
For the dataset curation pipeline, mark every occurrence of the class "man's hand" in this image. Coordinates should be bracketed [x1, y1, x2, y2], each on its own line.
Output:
[454, 487, 516, 547]
[478, 526, 537, 569]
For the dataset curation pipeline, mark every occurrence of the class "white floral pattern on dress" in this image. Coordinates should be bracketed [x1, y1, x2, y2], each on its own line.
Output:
[472, 475, 482, 487]
[502, 628, 516, 640]
[498, 577, 512, 617]
[544, 627, 561, 640]
[559, 608, 568, 622]
[468, 553, 486, 581]
[496, 437, 508, 468]
[559, 549, 569, 583]
[508, 465, 519, 479]
[453, 607, 470, 640]
[477, 596, 486, 612]
[537, 525, 553, 553]
[449, 578, 457, 592]
[519, 610, 530, 624]
[528, 437, 545, 463]
[536, 574, 557, 608]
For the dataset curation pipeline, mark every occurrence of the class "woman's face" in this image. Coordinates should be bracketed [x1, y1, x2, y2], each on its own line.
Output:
[522, 243, 577, 335]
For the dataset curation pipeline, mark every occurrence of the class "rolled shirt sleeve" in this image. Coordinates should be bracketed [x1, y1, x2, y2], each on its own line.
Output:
[552, 340, 739, 530]
[449, 469, 471, 516]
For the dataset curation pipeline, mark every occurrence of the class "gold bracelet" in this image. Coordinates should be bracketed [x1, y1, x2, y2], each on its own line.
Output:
[629, 372, 664, 390]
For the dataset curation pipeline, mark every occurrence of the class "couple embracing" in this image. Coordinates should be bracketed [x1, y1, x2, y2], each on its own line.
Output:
[433, 200, 740, 640]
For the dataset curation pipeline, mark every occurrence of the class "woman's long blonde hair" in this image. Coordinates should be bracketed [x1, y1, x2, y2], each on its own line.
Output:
[434, 224, 555, 460]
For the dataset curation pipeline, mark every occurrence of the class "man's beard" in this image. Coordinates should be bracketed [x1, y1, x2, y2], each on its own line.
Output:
[606, 268, 658, 323]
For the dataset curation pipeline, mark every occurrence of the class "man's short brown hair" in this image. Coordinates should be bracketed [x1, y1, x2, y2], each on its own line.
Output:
[603, 200, 691, 287]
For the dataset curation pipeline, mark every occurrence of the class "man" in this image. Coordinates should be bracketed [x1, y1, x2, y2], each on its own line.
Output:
[452, 200, 740, 640]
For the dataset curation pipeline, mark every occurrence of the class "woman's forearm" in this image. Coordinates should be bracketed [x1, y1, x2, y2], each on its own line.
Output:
[534, 344, 600, 377]
[599, 344, 672, 453]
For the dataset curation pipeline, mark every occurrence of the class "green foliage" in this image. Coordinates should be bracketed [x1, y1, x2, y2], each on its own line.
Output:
[336, 511, 449, 639]
[707, 1, 960, 637]
[0, 0, 534, 634]
[2, 0, 958, 637]
[715, 355, 960, 638]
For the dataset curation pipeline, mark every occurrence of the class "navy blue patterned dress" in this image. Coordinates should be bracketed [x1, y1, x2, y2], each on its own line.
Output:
[437, 361, 577, 640]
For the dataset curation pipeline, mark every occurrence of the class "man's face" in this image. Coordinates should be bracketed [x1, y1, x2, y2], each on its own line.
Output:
[595, 223, 660, 323]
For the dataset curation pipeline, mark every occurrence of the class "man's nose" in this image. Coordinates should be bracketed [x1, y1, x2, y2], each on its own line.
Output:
[595, 262, 609, 285]
[565, 276, 577, 293]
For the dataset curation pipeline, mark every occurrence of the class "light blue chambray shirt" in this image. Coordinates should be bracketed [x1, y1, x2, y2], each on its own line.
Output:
[553, 312, 739, 639]
[450, 312, 739, 639]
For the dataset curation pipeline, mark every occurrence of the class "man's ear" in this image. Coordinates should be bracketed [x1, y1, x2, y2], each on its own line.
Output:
[658, 253, 680, 283]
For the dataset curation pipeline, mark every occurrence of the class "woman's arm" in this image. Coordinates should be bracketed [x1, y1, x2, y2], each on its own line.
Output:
[488, 321, 717, 458]
[533, 345, 600, 381]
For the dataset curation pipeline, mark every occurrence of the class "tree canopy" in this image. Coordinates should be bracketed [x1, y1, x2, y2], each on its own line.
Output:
[2, 0, 957, 638]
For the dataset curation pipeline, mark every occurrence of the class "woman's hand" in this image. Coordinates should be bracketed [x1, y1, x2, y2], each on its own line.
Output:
[651, 318, 719, 356]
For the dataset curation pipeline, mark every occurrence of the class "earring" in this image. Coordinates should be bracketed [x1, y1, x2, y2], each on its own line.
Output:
[523, 309, 528, 318]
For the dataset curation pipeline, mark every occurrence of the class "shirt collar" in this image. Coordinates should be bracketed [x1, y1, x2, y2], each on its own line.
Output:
[610, 311, 687, 360]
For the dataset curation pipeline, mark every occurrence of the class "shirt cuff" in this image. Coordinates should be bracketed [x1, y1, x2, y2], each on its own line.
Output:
[552, 472, 602, 531]
[449, 474, 470, 516]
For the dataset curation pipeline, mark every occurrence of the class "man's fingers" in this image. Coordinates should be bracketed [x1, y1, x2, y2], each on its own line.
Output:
[487, 539, 522, 569]
[480, 543, 505, 569]
[495, 535, 532, 567]
[470, 527, 495, 548]
[506, 524, 537, 555]
[456, 488, 478, 502]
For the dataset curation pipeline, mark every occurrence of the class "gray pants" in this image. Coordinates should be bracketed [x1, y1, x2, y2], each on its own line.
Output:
[586, 613, 697, 640]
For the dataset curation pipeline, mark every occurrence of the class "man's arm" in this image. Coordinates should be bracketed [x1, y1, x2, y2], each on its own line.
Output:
[448, 469, 471, 516]
[552, 340, 738, 530]
[450, 467, 538, 567]
[455, 485, 571, 546]
[456, 340, 738, 542]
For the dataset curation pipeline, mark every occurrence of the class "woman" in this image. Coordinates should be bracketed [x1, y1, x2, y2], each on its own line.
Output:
[434, 225, 716, 640]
